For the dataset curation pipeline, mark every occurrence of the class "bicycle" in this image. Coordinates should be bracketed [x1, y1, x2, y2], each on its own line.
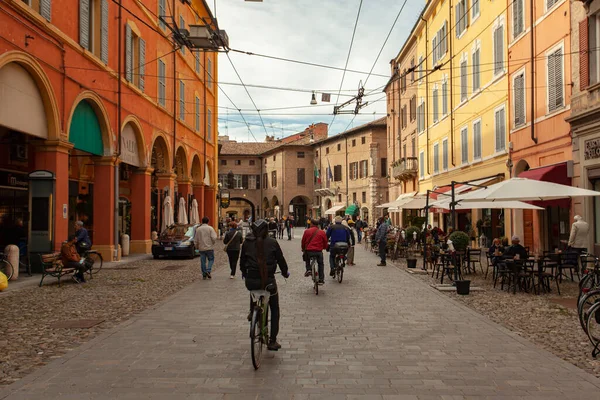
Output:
[585, 300, 600, 357]
[310, 255, 319, 295]
[249, 274, 287, 370]
[0, 252, 14, 281]
[332, 243, 349, 284]
[80, 249, 103, 277]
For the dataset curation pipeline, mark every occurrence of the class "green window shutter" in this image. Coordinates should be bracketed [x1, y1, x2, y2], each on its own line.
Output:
[41, 0, 52, 21]
[69, 101, 104, 156]
[139, 38, 146, 92]
[101, 0, 109, 63]
[125, 24, 132, 82]
[80, 0, 90, 49]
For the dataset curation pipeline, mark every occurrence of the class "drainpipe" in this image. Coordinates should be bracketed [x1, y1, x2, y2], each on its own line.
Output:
[203, 52, 208, 214]
[449, 0, 456, 166]
[113, 0, 123, 261]
[172, 0, 177, 173]
[530, 0, 537, 144]
[421, 16, 430, 175]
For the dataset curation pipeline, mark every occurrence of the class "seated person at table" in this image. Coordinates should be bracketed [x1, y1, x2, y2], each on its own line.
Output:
[504, 235, 528, 260]
[488, 238, 505, 263]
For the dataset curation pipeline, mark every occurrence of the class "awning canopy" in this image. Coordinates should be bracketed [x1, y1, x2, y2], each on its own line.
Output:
[518, 163, 570, 207]
[315, 188, 337, 197]
[324, 205, 345, 215]
[345, 204, 359, 215]
[430, 198, 543, 210]
[377, 192, 417, 208]
[389, 196, 428, 212]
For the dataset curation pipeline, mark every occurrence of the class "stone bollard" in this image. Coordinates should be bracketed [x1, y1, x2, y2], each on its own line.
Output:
[4, 244, 19, 280]
[151, 231, 158, 241]
[121, 234, 130, 257]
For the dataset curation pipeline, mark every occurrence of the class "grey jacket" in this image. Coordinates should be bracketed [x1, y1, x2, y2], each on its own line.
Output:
[194, 224, 217, 251]
[569, 220, 589, 249]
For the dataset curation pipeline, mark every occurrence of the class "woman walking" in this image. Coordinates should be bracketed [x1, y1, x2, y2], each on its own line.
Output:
[224, 222, 243, 279]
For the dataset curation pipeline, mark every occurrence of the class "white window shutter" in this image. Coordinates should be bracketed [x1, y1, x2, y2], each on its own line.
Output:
[41, 0, 52, 21]
[80, 0, 90, 49]
[514, 74, 524, 125]
[101, 0, 109, 63]
[456, 3, 461, 37]
[461, 129, 468, 163]
[443, 21, 448, 55]
[433, 88, 438, 122]
[461, 61, 467, 101]
[549, 49, 563, 111]
[432, 37, 438, 65]
[125, 24, 132, 82]
[139, 38, 146, 92]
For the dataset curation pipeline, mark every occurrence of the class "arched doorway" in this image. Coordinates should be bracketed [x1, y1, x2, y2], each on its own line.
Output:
[67, 95, 112, 249]
[227, 197, 256, 222]
[174, 146, 189, 224]
[289, 195, 310, 226]
[150, 135, 171, 233]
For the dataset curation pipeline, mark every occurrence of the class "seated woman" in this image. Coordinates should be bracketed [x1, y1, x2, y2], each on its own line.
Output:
[488, 238, 505, 264]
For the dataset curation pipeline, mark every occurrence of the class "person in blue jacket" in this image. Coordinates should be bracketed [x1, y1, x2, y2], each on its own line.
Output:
[326, 216, 353, 277]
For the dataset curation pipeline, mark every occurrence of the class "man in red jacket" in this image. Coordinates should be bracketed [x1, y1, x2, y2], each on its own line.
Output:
[301, 219, 329, 284]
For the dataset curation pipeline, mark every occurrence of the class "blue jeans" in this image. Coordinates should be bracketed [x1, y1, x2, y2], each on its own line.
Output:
[357, 230, 362, 243]
[200, 250, 215, 275]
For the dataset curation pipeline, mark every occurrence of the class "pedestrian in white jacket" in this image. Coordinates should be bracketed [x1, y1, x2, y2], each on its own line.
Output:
[194, 217, 218, 280]
[568, 215, 589, 253]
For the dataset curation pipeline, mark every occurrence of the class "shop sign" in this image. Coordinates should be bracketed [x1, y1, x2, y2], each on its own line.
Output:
[585, 138, 600, 160]
[220, 191, 230, 209]
[0, 170, 28, 188]
[121, 125, 140, 167]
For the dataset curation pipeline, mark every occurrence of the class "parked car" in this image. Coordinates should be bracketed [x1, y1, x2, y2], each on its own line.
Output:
[152, 224, 200, 259]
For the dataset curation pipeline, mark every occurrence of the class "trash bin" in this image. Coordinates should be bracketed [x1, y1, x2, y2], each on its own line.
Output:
[406, 258, 417, 268]
[455, 280, 471, 295]
[4, 244, 19, 280]
[121, 234, 130, 257]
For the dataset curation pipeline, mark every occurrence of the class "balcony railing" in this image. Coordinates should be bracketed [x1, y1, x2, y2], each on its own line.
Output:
[391, 157, 418, 180]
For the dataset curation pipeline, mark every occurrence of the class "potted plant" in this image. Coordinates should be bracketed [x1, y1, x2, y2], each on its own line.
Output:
[405, 226, 421, 268]
[448, 231, 471, 294]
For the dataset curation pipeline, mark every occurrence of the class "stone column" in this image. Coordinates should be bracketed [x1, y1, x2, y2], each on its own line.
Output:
[93, 156, 118, 261]
[204, 186, 217, 229]
[156, 172, 177, 199]
[34, 139, 73, 251]
[193, 184, 205, 220]
[130, 167, 152, 254]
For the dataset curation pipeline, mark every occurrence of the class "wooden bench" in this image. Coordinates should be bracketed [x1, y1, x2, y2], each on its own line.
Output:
[39, 253, 76, 287]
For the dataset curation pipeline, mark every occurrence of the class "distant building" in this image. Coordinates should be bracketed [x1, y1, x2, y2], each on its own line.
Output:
[217, 119, 388, 225]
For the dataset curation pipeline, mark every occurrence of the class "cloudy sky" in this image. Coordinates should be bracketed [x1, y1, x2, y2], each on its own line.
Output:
[210, 0, 424, 142]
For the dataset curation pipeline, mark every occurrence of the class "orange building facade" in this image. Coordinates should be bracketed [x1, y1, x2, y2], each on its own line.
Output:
[0, 0, 218, 262]
[507, 0, 573, 252]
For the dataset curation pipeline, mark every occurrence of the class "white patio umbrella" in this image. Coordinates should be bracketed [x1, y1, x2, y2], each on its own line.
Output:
[161, 194, 174, 232]
[430, 198, 544, 210]
[190, 199, 200, 224]
[178, 197, 188, 225]
[458, 178, 600, 202]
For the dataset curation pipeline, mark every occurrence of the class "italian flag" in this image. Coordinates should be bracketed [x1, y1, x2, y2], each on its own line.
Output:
[314, 162, 321, 184]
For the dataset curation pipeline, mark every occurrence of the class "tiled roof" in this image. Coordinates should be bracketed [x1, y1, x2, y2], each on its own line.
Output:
[219, 141, 279, 156]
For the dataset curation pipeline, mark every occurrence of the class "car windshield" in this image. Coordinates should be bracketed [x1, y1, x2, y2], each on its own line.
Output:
[162, 225, 195, 238]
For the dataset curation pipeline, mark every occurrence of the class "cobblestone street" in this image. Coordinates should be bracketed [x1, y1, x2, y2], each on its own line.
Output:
[3, 229, 600, 399]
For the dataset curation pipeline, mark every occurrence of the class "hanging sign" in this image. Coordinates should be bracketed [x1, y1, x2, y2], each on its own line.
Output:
[121, 125, 140, 167]
[220, 191, 230, 209]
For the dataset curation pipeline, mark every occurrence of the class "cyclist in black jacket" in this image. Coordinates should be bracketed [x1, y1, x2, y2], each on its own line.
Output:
[240, 219, 290, 351]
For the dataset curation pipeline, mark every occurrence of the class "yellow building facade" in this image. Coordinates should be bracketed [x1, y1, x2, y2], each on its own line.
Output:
[412, 0, 511, 238]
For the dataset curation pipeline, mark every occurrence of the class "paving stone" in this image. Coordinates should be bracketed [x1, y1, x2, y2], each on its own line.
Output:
[2, 229, 600, 398]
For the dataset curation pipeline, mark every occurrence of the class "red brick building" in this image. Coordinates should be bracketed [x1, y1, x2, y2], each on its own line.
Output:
[0, 0, 218, 262]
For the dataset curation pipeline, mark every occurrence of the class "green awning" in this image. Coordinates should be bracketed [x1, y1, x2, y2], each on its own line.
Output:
[345, 204, 359, 216]
[69, 101, 104, 156]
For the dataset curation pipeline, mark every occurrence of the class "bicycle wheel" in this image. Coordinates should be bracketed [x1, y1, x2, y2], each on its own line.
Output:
[250, 307, 263, 370]
[578, 289, 600, 333]
[336, 258, 344, 283]
[312, 259, 318, 295]
[0, 258, 13, 281]
[586, 301, 600, 348]
[86, 252, 103, 275]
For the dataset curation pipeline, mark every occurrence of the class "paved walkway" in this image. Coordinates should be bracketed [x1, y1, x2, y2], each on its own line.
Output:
[2, 229, 600, 399]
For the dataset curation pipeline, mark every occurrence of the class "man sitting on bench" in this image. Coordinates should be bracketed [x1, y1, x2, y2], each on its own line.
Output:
[61, 235, 87, 283]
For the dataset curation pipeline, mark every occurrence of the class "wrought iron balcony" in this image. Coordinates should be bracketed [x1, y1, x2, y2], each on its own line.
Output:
[391, 157, 418, 181]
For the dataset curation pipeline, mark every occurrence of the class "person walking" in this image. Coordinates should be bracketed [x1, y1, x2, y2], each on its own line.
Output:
[342, 219, 356, 266]
[355, 217, 363, 244]
[194, 217, 217, 280]
[568, 215, 589, 254]
[375, 217, 389, 266]
[224, 221, 243, 279]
